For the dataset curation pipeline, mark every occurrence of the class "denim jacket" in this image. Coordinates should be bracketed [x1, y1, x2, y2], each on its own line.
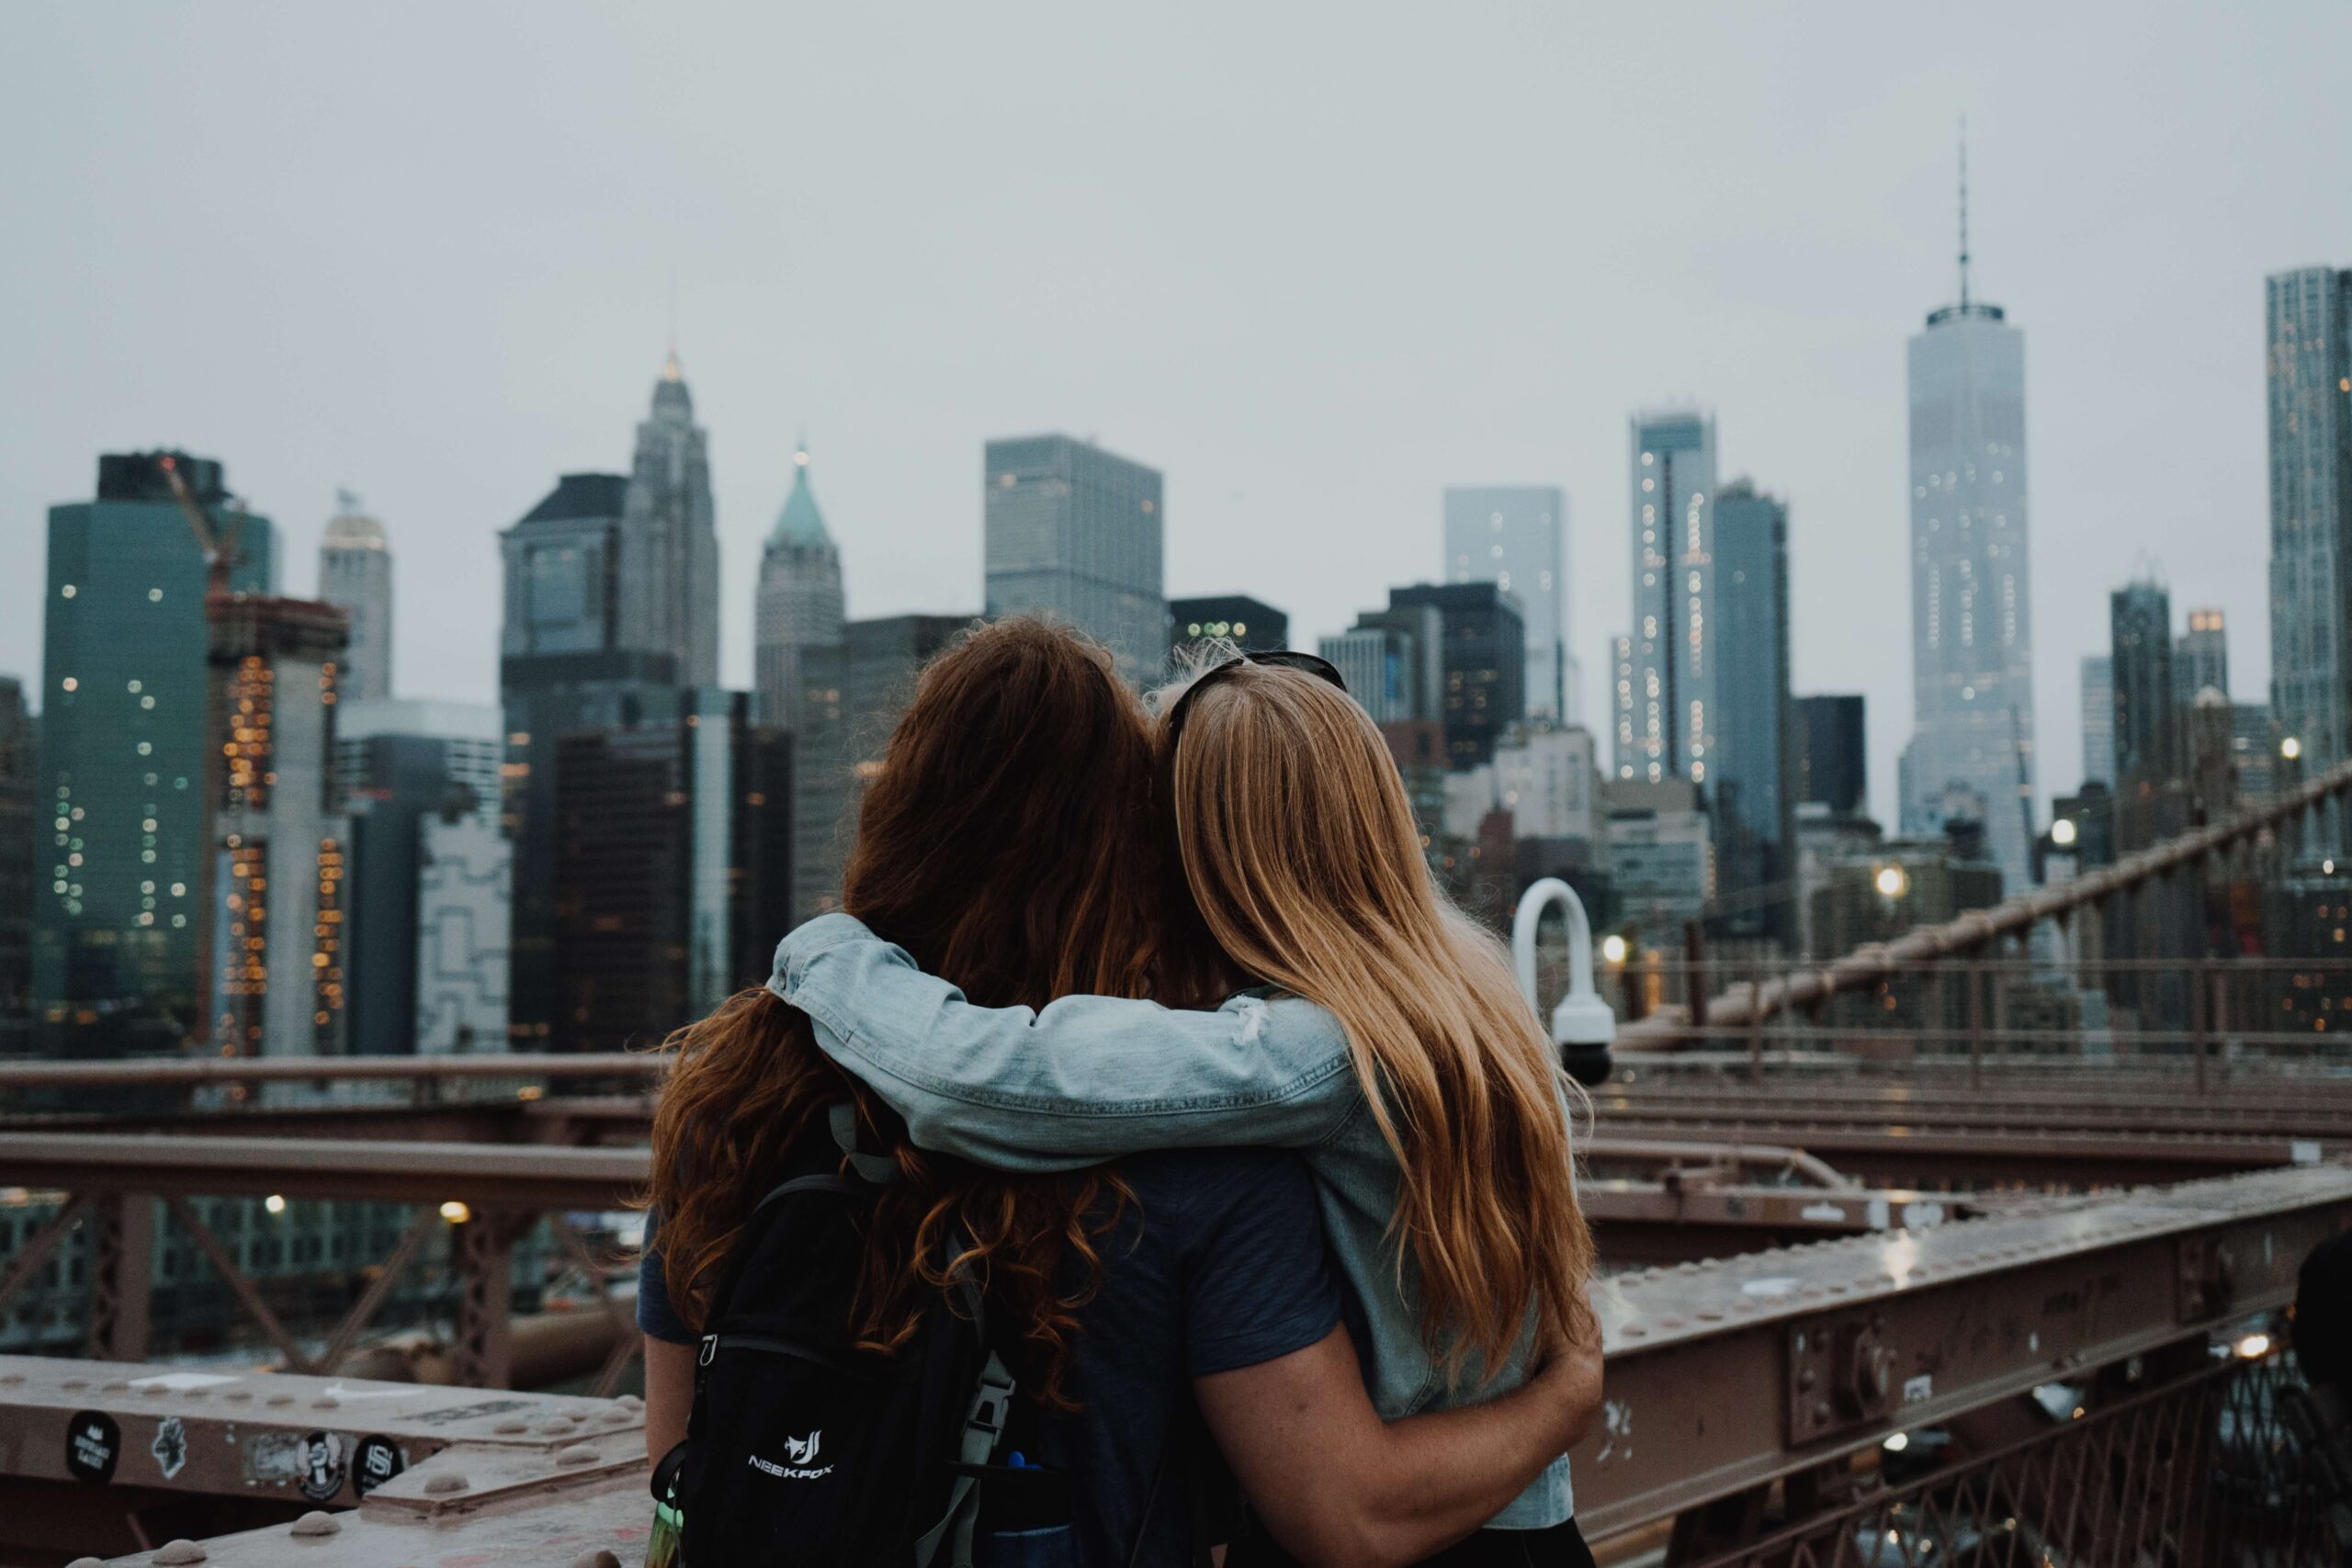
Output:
[770, 913, 1575, 1528]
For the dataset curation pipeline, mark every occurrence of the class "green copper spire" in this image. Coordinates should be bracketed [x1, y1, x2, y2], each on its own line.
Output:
[767, 441, 831, 548]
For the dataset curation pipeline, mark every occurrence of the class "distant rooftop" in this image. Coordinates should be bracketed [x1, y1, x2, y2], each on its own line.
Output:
[518, 472, 629, 526]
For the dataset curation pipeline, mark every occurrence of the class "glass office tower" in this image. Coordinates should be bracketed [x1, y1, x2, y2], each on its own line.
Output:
[36, 453, 276, 1058]
[984, 434, 1164, 682]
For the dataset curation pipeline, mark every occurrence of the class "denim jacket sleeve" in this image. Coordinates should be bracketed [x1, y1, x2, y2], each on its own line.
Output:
[769, 914, 1362, 1172]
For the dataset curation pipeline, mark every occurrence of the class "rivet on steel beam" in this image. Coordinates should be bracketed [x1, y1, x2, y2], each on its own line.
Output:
[225, 1388, 251, 1401]
[556, 1445, 599, 1468]
[494, 1420, 531, 1435]
[1623, 1325, 1648, 1339]
[0, 1372, 22, 1385]
[60, 1378, 87, 1391]
[424, 1472, 471, 1495]
[153, 1541, 209, 1564]
[571, 1551, 623, 1568]
[538, 1419, 572, 1435]
[101, 1380, 130, 1393]
[290, 1511, 340, 1537]
[267, 1393, 295, 1406]
[66, 1558, 107, 1568]
[312, 1396, 339, 1410]
[616, 1394, 645, 1411]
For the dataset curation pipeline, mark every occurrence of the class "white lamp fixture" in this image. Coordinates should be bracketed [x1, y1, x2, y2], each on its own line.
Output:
[1512, 877, 1616, 1087]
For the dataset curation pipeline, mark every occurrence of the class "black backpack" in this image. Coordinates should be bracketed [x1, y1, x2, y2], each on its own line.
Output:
[657, 1102, 1059, 1566]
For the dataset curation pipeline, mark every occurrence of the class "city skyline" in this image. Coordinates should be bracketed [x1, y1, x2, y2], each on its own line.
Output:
[2, 6, 2345, 825]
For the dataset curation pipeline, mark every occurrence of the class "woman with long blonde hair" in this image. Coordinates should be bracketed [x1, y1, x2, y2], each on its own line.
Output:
[773, 648, 1601, 1563]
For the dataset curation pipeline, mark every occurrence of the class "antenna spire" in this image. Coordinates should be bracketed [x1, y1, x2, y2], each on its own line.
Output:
[1957, 116, 1971, 311]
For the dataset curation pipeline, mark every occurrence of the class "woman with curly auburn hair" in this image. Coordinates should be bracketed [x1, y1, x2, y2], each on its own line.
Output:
[640, 619, 1599, 1568]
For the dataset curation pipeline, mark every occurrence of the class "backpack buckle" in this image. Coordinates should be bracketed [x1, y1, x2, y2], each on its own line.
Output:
[697, 1334, 718, 1370]
[966, 1358, 1015, 1445]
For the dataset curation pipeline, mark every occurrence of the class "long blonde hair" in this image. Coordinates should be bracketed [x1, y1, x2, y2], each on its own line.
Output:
[1157, 656, 1598, 1373]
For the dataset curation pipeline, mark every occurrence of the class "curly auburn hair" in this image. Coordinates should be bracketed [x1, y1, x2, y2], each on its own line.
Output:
[649, 616, 1198, 1404]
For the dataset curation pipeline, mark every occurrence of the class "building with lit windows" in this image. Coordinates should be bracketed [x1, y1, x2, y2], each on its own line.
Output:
[206, 593, 352, 1060]
[1900, 180, 2035, 892]
[1445, 487, 1573, 721]
[1624, 410, 1717, 784]
[984, 435, 1164, 682]
[753, 443, 850, 923]
[2267, 267, 2352, 789]
[318, 496, 392, 705]
[35, 453, 276, 1060]
[1385, 582, 1524, 767]
[1168, 595, 1287, 665]
[619, 354, 722, 688]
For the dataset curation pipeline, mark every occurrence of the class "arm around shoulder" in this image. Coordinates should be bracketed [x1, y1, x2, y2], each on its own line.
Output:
[770, 917, 1361, 1165]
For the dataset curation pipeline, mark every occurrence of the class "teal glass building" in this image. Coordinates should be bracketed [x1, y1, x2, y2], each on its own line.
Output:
[36, 453, 275, 1057]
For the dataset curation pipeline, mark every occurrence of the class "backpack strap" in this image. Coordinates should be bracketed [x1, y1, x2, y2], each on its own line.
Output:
[912, 1347, 1016, 1567]
[831, 1100, 900, 1185]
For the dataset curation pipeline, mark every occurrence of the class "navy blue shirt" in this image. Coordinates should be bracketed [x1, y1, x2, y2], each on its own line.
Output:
[641, 1147, 1341, 1566]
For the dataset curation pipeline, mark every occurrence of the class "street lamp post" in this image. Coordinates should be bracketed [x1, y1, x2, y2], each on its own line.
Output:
[1512, 878, 1616, 1087]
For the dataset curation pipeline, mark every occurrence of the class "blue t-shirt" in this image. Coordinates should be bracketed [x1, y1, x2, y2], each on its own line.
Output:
[640, 1147, 1341, 1566]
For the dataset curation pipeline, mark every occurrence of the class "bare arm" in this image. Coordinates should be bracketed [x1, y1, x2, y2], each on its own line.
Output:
[1196, 1326, 1602, 1568]
[643, 1335, 695, 1463]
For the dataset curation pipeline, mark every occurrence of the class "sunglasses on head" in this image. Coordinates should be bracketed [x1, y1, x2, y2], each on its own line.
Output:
[1163, 650, 1349, 750]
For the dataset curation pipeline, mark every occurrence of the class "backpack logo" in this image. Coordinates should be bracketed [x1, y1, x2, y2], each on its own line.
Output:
[749, 1431, 831, 1482]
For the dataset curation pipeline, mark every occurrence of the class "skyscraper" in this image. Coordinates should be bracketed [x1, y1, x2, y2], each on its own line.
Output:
[2111, 580, 2178, 788]
[1793, 695, 1867, 818]
[1710, 480, 1795, 938]
[206, 593, 352, 1060]
[618, 354, 721, 687]
[754, 444, 846, 730]
[2080, 656, 2115, 787]
[1902, 144, 2035, 890]
[336, 699, 503, 1056]
[551, 689, 790, 1052]
[2175, 608, 2229, 704]
[2266, 266, 2352, 774]
[318, 494, 392, 704]
[1385, 583, 1525, 767]
[1625, 410, 1717, 784]
[753, 443, 851, 923]
[500, 470, 678, 1046]
[37, 453, 276, 1059]
[983, 435, 1164, 681]
[1445, 486, 1572, 721]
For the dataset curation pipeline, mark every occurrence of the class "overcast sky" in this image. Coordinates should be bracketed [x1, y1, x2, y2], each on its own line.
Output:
[4, 3, 2345, 821]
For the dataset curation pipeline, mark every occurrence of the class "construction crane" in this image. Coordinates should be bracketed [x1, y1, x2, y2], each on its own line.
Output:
[155, 455, 243, 602]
